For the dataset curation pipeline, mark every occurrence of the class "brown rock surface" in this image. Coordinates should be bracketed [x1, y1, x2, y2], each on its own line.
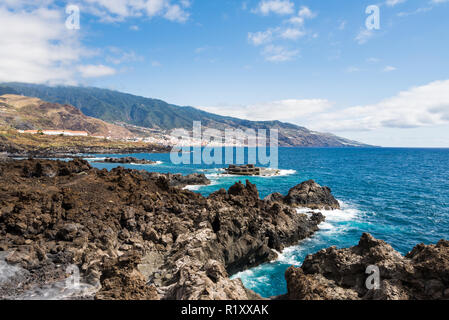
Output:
[284, 180, 340, 210]
[285, 233, 449, 300]
[0, 158, 326, 300]
[264, 180, 340, 210]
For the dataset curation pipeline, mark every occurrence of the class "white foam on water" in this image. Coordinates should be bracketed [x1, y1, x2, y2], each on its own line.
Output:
[231, 267, 272, 288]
[0, 253, 25, 284]
[85, 157, 106, 162]
[205, 173, 222, 179]
[277, 169, 297, 176]
[16, 280, 99, 300]
[129, 161, 163, 165]
[183, 185, 202, 191]
[275, 246, 306, 266]
[318, 222, 336, 230]
[183, 178, 219, 191]
[231, 268, 254, 281]
[296, 200, 360, 223]
[274, 200, 362, 265]
[233, 200, 364, 295]
[1, 255, 99, 299]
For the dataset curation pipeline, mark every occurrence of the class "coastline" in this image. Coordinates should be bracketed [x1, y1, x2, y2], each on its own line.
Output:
[1, 157, 448, 300]
[2, 146, 171, 159]
[0, 158, 330, 300]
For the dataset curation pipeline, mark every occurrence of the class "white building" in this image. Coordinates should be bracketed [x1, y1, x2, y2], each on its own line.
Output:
[19, 130, 89, 137]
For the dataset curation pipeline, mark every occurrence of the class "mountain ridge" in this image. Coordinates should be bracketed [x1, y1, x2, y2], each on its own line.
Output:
[0, 82, 372, 147]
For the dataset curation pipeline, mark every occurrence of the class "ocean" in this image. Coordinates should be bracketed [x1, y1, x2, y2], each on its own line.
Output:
[87, 147, 449, 298]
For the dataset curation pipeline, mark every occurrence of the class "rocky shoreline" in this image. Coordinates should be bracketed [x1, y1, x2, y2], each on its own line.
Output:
[1, 158, 447, 300]
[2, 145, 171, 159]
[0, 158, 330, 300]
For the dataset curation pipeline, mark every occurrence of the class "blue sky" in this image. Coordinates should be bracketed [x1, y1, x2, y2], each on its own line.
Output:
[1, 0, 449, 147]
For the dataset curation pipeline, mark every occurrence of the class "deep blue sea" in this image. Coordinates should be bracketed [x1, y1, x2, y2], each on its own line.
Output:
[86, 148, 449, 298]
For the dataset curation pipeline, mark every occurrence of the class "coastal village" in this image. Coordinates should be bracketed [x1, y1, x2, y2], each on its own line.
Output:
[14, 124, 252, 149]
[14, 127, 216, 147]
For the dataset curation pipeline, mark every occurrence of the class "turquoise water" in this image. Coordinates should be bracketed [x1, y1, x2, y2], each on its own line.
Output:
[87, 148, 449, 298]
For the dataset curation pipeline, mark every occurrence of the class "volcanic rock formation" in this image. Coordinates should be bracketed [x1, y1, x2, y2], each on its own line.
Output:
[265, 179, 340, 210]
[284, 233, 449, 300]
[0, 159, 326, 300]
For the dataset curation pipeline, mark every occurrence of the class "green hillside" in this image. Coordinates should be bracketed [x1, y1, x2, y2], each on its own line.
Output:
[0, 83, 371, 147]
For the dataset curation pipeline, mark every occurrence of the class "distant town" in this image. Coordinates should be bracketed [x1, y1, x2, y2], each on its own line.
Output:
[17, 127, 253, 148]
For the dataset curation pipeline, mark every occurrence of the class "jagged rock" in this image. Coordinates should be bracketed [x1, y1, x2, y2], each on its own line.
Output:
[0, 152, 10, 163]
[284, 180, 340, 210]
[0, 159, 324, 300]
[144, 172, 211, 188]
[264, 192, 284, 203]
[284, 233, 449, 300]
[95, 254, 159, 300]
[164, 257, 257, 300]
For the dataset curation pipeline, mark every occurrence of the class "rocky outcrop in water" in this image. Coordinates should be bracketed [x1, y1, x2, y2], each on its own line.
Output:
[284, 233, 449, 300]
[0, 159, 326, 300]
[265, 179, 340, 210]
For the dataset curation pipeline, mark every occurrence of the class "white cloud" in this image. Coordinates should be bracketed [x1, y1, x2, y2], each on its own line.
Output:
[180, 0, 191, 8]
[194, 47, 206, 53]
[286, 6, 316, 25]
[262, 45, 299, 62]
[106, 47, 143, 64]
[248, 30, 274, 46]
[280, 28, 305, 40]
[338, 20, 347, 30]
[366, 57, 380, 63]
[248, 25, 307, 45]
[345, 66, 361, 73]
[198, 80, 449, 147]
[81, 0, 190, 23]
[397, 0, 448, 17]
[248, 6, 315, 61]
[198, 99, 333, 121]
[386, 0, 406, 6]
[308, 80, 449, 132]
[397, 7, 432, 16]
[0, 1, 182, 84]
[355, 29, 374, 44]
[78, 64, 116, 78]
[0, 6, 87, 84]
[297, 6, 315, 19]
[253, 0, 295, 16]
[164, 3, 190, 22]
[383, 65, 397, 72]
